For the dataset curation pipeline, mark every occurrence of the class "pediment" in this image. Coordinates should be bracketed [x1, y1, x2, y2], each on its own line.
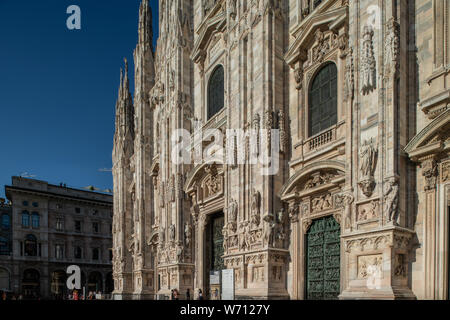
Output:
[405, 109, 450, 161]
[285, 5, 348, 67]
[191, 10, 226, 64]
[279, 160, 345, 200]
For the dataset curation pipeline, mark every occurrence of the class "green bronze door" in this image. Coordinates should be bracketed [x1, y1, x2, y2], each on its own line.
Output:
[306, 215, 341, 300]
[211, 215, 225, 271]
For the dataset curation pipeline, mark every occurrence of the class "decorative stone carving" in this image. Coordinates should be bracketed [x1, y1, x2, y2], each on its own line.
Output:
[422, 158, 438, 191]
[250, 189, 261, 227]
[288, 202, 299, 223]
[294, 65, 303, 90]
[302, 218, 313, 233]
[278, 109, 287, 153]
[336, 193, 354, 230]
[394, 254, 407, 278]
[239, 221, 250, 251]
[383, 177, 399, 225]
[204, 165, 221, 197]
[227, 198, 238, 232]
[358, 255, 383, 279]
[184, 222, 192, 247]
[304, 171, 335, 190]
[357, 200, 379, 222]
[343, 48, 354, 102]
[264, 110, 273, 153]
[275, 209, 286, 248]
[385, 18, 400, 76]
[360, 25, 376, 94]
[169, 224, 176, 242]
[442, 161, 450, 182]
[311, 193, 333, 212]
[358, 138, 378, 197]
[262, 213, 276, 247]
[312, 29, 331, 64]
[252, 113, 261, 157]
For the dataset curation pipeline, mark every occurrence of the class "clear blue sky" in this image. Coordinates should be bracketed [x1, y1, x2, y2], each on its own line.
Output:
[0, 0, 159, 197]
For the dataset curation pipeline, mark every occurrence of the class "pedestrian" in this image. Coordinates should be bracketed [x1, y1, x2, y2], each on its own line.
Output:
[186, 288, 190, 300]
[170, 289, 174, 300]
[173, 289, 179, 300]
[197, 289, 204, 300]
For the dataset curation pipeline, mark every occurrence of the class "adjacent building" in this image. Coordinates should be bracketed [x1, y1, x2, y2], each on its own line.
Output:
[2, 177, 113, 299]
[112, 0, 450, 300]
[0, 199, 12, 293]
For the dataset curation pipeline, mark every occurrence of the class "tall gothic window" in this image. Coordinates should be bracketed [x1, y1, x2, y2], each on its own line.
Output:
[207, 65, 224, 120]
[308, 63, 337, 137]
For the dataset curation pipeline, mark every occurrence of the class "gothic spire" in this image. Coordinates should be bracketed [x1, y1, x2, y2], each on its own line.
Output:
[138, 0, 153, 48]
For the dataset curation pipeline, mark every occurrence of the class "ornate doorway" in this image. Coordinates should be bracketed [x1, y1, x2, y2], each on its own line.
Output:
[205, 212, 224, 299]
[305, 215, 340, 300]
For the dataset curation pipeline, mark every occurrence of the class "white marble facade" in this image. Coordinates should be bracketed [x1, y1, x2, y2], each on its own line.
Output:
[112, 0, 450, 300]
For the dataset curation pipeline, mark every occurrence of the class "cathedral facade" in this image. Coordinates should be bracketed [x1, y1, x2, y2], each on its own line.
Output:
[112, 0, 450, 300]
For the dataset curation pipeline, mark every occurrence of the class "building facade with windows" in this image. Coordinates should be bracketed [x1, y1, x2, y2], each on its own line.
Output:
[112, 0, 450, 300]
[0, 199, 12, 293]
[3, 177, 113, 299]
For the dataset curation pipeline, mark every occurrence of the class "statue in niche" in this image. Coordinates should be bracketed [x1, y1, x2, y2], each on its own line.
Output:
[262, 213, 276, 247]
[169, 224, 176, 242]
[358, 138, 378, 197]
[227, 198, 238, 232]
[250, 189, 261, 226]
[275, 209, 286, 248]
[360, 25, 376, 94]
[184, 222, 192, 247]
[384, 177, 399, 225]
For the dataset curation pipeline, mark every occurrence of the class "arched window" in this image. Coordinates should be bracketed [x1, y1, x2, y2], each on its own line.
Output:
[31, 212, 40, 228]
[1, 214, 10, 230]
[207, 65, 224, 119]
[308, 63, 338, 137]
[24, 234, 37, 256]
[22, 211, 30, 227]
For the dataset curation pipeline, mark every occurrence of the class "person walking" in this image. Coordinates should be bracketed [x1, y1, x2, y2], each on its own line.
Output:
[186, 288, 191, 300]
[197, 289, 204, 300]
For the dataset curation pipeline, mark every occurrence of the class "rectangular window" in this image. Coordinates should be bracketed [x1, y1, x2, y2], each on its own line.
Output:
[55, 244, 64, 259]
[22, 213, 30, 228]
[56, 218, 64, 231]
[75, 207, 81, 214]
[20, 242, 23, 256]
[38, 243, 42, 257]
[75, 220, 82, 232]
[109, 249, 112, 261]
[92, 222, 99, 233]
